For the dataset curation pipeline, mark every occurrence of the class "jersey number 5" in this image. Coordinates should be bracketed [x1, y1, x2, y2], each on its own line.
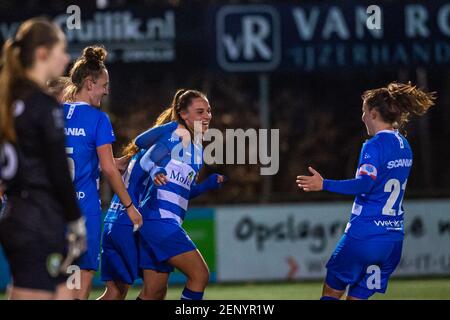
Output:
[66, 147, 75, 181]
[382, 179, 407, 216]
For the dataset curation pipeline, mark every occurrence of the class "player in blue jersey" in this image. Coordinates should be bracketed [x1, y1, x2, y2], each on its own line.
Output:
[97, 121, 178, 300]
[296, 82, 435, 300]
[135, 89, 226, 300]
[63, 46, 143, 299]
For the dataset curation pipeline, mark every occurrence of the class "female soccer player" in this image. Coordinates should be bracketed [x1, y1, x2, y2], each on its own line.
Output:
[63, 45, 143, 300]
[98, 121, 178, 300]
[296, 82, 435, 300]
[0, 18, 86, 300]
[135, 89, 226, 300]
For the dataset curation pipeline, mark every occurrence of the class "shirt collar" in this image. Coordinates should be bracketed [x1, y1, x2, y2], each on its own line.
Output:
[376, 129, 398, 135]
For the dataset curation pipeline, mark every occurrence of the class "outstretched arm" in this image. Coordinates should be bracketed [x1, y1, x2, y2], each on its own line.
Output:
[296, 166, 376, 195]
[190, 174, 227, 199]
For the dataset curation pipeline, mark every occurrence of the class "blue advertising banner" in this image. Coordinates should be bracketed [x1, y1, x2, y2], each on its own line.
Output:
[0, 5, 205, 65]
[1, 1, 449, 71]
[210, 1, 450, 72]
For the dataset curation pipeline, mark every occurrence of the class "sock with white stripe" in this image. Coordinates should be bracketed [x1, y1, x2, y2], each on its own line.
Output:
[180, 287, 204, 300]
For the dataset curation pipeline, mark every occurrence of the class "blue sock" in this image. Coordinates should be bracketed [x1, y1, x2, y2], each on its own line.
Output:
[320, 296, 339, 300]
[181, 287, 204, 300]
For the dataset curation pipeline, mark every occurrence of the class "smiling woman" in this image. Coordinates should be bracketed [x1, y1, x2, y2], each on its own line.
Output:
[133, 89, 226, 301]
[62, 45, 143, 300]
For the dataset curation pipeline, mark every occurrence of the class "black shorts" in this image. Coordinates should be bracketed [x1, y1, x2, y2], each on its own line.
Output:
[0, 196, 68, 292]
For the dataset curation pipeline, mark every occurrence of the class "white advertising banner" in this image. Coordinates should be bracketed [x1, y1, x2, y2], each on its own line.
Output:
[215, 200, 450, 282]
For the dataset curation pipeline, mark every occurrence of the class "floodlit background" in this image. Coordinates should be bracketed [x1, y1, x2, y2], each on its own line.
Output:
[0, 0, 449, 299]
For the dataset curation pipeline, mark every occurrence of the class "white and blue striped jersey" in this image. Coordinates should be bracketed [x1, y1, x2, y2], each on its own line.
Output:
[139, 129, 203, 224]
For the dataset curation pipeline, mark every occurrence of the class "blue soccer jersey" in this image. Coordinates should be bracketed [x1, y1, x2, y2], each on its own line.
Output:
[139, 129, 203, 224]
[104, 149, 150, 225]
[326, 130, 413, 241]
[63, 102, 115, 217]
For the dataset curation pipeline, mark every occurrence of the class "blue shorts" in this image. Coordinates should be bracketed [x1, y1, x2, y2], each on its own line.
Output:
[325, 234, 403, 299]
[139, 219, 196, 273]
[101, 222, 139, 284]
[76, 214, 102, 271]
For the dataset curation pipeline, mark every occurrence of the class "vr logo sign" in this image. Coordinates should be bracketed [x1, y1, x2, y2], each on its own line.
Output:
[216, 5, 281, 72]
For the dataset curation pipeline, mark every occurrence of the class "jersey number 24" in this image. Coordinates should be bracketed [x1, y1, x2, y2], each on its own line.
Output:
[382, 179, 407, 216]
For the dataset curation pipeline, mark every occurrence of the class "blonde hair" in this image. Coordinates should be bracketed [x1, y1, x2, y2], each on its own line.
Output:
[64, 45, 107, 102]
[362, 81, 436, 132]
[47, 76, 69, 97]
[122, 141, 140, 158]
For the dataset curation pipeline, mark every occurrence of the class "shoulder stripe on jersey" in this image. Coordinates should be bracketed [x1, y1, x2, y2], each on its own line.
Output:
[394, 131, 404, 149]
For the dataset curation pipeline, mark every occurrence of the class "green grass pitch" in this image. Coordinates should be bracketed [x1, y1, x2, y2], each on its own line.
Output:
[1, 278, 449, 300]
[90, 277, 450, 300]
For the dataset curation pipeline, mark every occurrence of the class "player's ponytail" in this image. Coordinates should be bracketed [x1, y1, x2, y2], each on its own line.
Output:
[122, 141, 139, 158]
[153, 89, 187, 127]
[0, 18, 61, 143]
[47, 76, 69, 98]
[387, 82, 435, 128]
[0, 40, 23, 143]
[65, 45, 108, 102]
[362, 82, 436, 132]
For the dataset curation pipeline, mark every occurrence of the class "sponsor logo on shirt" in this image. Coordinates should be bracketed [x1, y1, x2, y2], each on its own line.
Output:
[170, 169, 195, 187]
[387, 158, 412, 169]
[109, 200, 125, 211]
[64, 127, 86, 136]
[373, 219, 403, 230]
[76, 191, 85, 200]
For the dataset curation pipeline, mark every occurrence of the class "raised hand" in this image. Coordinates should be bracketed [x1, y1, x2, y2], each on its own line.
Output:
[296, 166, 324, 192]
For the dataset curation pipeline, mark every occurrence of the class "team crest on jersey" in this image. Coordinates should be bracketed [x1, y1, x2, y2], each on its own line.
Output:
[358, 163, 377, 180]
[46, 253, 63, 278]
